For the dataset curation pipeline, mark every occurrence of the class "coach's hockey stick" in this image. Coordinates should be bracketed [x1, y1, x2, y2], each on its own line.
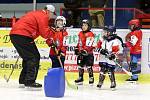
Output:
[53, 47, 78, 90]
[4, 57, 19, 82]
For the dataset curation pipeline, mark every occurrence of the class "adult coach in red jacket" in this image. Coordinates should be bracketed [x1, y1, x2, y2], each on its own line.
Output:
[9, 5, 55, 88]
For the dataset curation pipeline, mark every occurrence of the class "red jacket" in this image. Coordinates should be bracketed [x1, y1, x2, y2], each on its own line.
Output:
[125, 30, 142, 54]
[46, 29, 68, 56]
[10, 10, 53, 39]
[76, 31, 95, 54]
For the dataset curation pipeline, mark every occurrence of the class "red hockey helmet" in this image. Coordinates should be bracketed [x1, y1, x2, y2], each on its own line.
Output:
[128, 19, 140, 28]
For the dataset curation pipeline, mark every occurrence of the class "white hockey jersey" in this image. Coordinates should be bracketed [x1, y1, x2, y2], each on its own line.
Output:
[97, 38, 120, 65]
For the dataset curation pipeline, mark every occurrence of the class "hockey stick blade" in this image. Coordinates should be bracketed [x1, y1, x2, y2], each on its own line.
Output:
[4, 74, 9, 82]
[66, 78, 78, 90]
[59, 56, 78, 90]
[4, 57, 19, 82]
[4, 68, 15, 82]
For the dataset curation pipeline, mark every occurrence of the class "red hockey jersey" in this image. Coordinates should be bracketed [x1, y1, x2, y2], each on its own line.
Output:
[97, 38, 120, 54]
[97, 37, 120, 65]
[126, 30, 142, 54]
[46, 29, 68, 56]
[76, 31, 95, 54]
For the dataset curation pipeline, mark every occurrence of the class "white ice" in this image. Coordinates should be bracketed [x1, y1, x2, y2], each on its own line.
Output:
[0, 80, 149, 100]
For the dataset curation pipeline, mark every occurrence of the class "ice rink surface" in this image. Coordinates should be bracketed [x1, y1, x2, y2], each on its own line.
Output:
[0, 80, 149, 100]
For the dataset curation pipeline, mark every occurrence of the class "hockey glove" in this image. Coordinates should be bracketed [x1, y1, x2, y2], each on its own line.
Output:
[56, 50, 65, 56]
[80, 50, 88, 56]
[74, 47, 79, 55]
[46, 39, 56, 47]
[100, 49, 108, 56]
[108, 54, 116, 60]
[57, 50, 61, 56]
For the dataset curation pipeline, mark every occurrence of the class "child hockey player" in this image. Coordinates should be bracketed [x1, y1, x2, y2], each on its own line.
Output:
[46, 16, 68, 68]
[125, 19, 142, 81]
[97, 26, 120, 89]
[74, 19, 95, 85]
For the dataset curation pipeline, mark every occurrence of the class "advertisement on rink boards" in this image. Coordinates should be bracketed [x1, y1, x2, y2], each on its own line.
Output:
[0, 28, 150, 75]
[64, 28, 102, 72]
[64, 28, 131, 73]
[0, 28, 51, 79]
[140, 30, 150, 74]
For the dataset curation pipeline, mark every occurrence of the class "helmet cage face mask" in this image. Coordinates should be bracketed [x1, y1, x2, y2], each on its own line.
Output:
[129, 24, 135, 31]
[81, 19, 91, 31]
[102, 29, 108, 36]
[103, 30, 111, 38]
[55, 16, 66, 28]
[128, 19, 140, 31]
[81, 23, 89, 31]
[56, 19, 64, 28]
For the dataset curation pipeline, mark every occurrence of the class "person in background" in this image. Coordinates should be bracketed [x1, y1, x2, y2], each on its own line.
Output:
[88, 0, 107, 28]
[80, 0, 90, 21]
[139, 0, 150, 13]
[63, 0, 81, 27]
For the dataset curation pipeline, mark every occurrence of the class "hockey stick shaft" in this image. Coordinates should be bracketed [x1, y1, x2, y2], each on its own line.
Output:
[114, 59, 133, 76]
[53, 47, 78, 90]
[4, 57, 19, 82]
[57, 55, 78, 90]
[103, 53, 133, 76]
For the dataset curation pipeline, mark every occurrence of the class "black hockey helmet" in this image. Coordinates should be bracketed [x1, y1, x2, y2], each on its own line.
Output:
[81, 19, 91, 31]
[108, 25, 116, 33]
[103, 25, 116, 34]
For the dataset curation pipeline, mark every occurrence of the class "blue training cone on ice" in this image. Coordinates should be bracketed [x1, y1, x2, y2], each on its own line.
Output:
[44, 67, 65, 98]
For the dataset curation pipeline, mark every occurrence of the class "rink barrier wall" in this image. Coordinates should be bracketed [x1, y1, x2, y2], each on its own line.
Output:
[0, 28, 150, 83]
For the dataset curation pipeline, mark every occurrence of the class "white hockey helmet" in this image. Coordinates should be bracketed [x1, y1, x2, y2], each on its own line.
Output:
[55, 16, 66, 28]
[46, 5, 55, 13]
